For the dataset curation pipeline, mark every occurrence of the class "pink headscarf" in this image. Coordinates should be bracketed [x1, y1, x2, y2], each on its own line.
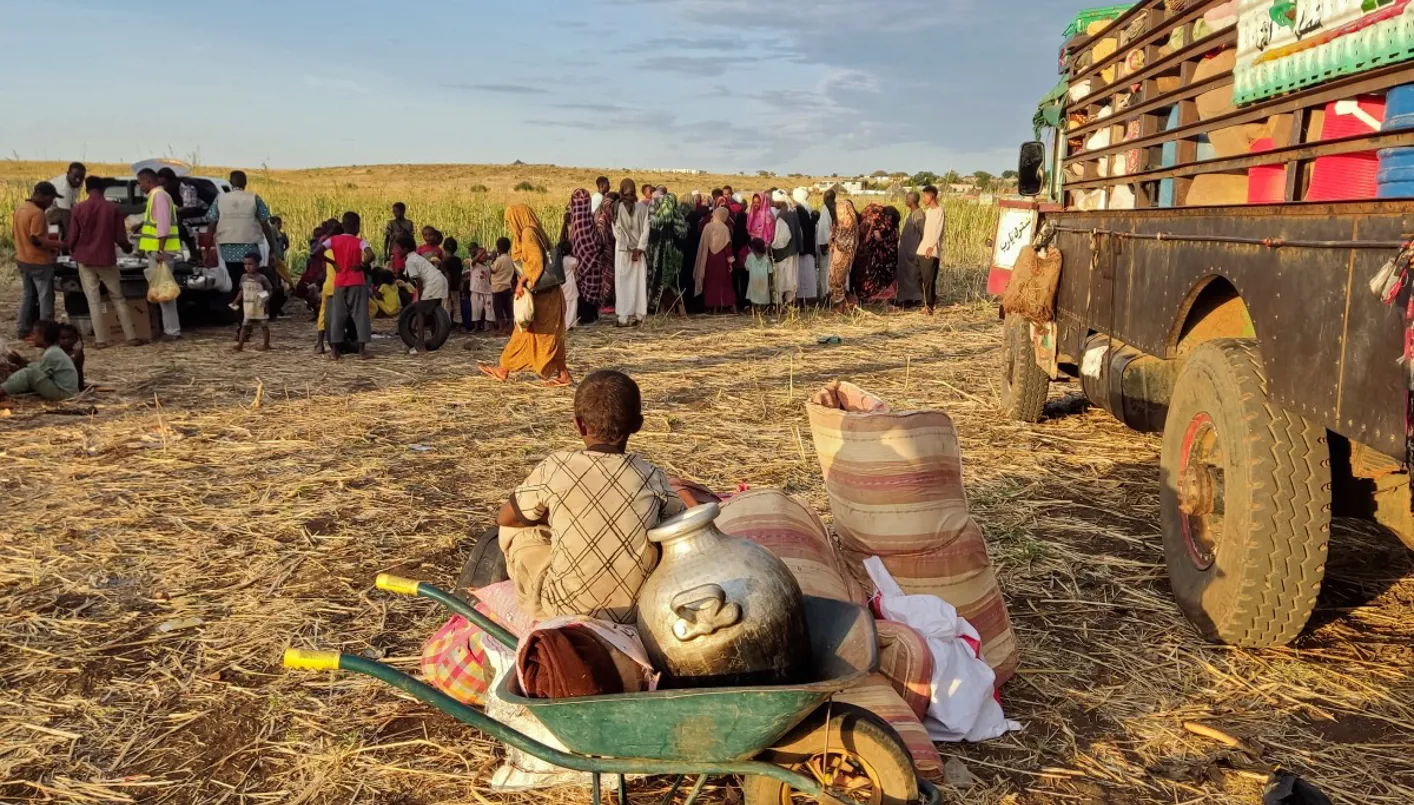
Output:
[746, 192, 776, 245]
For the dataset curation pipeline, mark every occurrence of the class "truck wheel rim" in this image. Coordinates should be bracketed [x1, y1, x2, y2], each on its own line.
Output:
[1177, 412, 1224, 571]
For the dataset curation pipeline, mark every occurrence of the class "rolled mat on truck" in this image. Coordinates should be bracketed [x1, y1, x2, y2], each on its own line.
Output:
[805, 381, 1020, 686]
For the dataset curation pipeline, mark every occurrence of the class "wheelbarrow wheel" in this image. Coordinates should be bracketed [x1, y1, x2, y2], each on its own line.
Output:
[743, 703, 918, 805]
[454, 526, 508, 602]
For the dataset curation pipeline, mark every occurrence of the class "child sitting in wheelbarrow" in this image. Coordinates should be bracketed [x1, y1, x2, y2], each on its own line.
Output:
[496, 369, 688, 626]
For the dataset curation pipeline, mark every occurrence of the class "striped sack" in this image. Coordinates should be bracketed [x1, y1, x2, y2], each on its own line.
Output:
[876, 620, 934, 722]
[806, 381, 1019, 686]
[717, 488, 865, 605]
[837, 674, 944, 782]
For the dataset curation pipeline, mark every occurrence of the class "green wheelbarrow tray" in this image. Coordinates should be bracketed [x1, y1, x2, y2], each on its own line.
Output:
[285, 576, 940, 805]
[496, 595, 879, 763]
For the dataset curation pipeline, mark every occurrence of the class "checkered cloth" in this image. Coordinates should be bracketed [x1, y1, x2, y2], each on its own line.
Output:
[421, 615, 494, 706]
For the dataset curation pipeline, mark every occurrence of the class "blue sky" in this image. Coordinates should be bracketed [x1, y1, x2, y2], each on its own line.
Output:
[3, 0, 1085, 175]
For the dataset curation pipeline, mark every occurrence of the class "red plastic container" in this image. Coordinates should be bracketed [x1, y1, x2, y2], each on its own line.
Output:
[1307, 96, 1386, 202]
[1248, 138, 1286, 203]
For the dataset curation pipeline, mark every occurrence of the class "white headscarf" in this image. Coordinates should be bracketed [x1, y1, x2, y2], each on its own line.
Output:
[792, 187, 812, 209]
[771, 189, 789, 205]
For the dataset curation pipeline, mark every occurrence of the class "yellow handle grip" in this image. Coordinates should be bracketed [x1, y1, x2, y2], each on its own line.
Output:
[375, 573, 422, 597]
[283, 648, 341, 671]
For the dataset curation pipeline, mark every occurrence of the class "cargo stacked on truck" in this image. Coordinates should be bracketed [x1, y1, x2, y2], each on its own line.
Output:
[995, 0, 1414, 648]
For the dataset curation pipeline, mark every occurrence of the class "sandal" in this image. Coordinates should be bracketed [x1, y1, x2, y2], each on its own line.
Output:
[543, 373, 572, 388]
[479, 364, 509, 382]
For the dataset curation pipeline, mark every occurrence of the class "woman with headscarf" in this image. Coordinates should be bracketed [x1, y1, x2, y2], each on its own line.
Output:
[730, 198, 751, 309]
[851, 203, 900, 304]
[694, 206, 737, 313]
[791, 188, 818, 305]
[746, 192, 776, 249]
[568, 188, 611, 324]
[478, 205, 571, 387]
[611, 178, 651, 327]
[594, 191, 619, 313]
[647, 192, 690, 316]
[682, 194, 709, 314]
[828, 199, 859, 311]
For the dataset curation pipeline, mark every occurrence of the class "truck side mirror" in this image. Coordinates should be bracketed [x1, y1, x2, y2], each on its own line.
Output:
[1018, 141, 1046, 197]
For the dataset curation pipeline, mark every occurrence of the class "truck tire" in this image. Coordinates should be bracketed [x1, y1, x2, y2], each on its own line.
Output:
[1000, 315, 1048, 423]
[1159, 338, 1330, 647]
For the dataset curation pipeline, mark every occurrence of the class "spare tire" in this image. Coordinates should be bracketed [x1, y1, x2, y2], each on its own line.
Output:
[398, 303, 452, 351]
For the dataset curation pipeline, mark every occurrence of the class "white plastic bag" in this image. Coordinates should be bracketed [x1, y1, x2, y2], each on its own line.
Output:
[513, 290, 535, 329]
[864, 556, 1020, 742]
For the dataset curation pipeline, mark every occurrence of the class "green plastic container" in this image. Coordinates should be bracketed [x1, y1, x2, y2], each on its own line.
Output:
[496, 596, 878, 762]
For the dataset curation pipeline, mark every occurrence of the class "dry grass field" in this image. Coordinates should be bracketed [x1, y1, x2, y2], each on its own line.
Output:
[0, 160, 1411, 805]
[0, 292, 1410, 805]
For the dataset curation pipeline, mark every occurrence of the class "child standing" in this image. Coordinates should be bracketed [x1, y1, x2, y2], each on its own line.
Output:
[496, 370, 687, 623]
[745, 237, 772, 311]
[441, 236, 465, 329]
[232, 252, 272, 351]
[417, 226, 445, 266]
[314, 221, 341, 354]
[467, 246, 495, 332]
[490, 237, 516, 335]
[315, 211, 376, 361]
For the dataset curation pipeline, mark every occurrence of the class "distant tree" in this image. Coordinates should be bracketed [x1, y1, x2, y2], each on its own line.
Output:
[758, 169, 771, 177]
[909, 170, 939, 187]
[1001, 169, 1019, 180]
[942, 170, 962, 186]
[973, 170, 994, 184]
[871, 169, 890, 178]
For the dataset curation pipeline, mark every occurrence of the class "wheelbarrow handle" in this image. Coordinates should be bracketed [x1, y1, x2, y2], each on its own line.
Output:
[375, 573, 518, 650]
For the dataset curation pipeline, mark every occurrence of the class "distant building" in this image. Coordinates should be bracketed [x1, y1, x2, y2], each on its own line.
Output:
[840, 181, 865, 194]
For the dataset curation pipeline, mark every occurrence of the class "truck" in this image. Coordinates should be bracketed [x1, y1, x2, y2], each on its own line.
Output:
[994, 0, 1414, 648]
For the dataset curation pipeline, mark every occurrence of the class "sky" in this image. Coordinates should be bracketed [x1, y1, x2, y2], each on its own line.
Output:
[2, 0, 1085, 176]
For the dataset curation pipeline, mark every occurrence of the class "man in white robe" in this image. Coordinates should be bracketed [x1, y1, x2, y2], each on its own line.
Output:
[611, 186, 651, 326]
[791, 188, 817, 301]
[816, 191, 835, 302]
[770, 198, 799, 306]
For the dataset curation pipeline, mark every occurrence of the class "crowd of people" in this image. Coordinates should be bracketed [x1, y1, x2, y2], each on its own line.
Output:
[6, 165, 952, 399]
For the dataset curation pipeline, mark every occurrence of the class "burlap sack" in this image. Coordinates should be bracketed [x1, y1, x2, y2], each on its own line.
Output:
[1001, 245, 1063, 325]
[806, 382, 1020, 685]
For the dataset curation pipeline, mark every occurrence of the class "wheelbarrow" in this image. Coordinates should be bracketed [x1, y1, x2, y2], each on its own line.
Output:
[283, 574, 942, 805]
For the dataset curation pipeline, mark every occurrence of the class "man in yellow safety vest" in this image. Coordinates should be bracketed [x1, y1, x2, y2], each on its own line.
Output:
[135, 168, 183, 340]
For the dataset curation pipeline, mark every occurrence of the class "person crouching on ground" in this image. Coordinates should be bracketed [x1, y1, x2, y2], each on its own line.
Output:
[1, 320, 79, 402]
[395, 234, 449, 354]
[495, 370, 686, 623]
[231, 252, 272, 351]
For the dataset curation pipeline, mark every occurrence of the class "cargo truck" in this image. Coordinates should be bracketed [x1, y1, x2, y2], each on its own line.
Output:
[995, 0, 1414, 647]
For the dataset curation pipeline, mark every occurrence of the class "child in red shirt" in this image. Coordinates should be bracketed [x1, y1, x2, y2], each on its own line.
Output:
[314, 212, 375, 360]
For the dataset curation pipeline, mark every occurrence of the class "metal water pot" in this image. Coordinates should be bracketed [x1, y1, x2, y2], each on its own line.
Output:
[635, 503, 810, 688]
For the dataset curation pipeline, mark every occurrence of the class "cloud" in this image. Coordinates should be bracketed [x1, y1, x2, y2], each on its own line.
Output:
[444, 82, 550, 95]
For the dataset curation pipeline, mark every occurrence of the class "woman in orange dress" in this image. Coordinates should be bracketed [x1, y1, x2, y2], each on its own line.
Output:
[478, 205, 572, 387]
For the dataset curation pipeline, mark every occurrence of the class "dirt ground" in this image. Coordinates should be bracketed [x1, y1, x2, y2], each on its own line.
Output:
[1, 297, 1411, 805]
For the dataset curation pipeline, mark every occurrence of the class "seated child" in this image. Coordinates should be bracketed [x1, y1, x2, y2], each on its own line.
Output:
[1, 320, 79, 402]
[231, 252, 272, 351]
[497, 370, 686, 624]
[57, 323, 86, 389]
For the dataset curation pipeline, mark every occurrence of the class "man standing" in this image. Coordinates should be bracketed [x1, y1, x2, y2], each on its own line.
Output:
[591, 177, 610, 214]
[135, 168, 183, 340]
[791, 188, 817, 305]
[816, 190, 835, 303]
[68, 175, 145, 348]
[896, 192, 926, 308]
[383, 202, 414, 269]
[611, 179, 651, 327]
[917, 185, 946, 315]
[11, 182, 62, 340]
[45, 162, 86, 238]
[204, 170, 275, 290]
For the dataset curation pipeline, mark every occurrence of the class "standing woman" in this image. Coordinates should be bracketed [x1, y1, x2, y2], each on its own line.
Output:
[478, 205, 571, 387]
[730, 197, 751, 309]
[694, 206, 737, 313]
[595, 190, 620, 314]
[682, 194, 709, 314]
[746, 192, 776, 250]
[851, 203, 900, 304]
[647, 192, 690, 316]
[792, 188, 818, 305]
[896, 192, 926, 307]
[817, 190, 837, 303]
[568, 189, 610, 324]
[828, 199, 859, 312]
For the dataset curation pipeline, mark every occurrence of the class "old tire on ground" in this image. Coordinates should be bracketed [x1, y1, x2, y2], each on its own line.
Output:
[1159, 338, 1330, 647]
[743, 704, 918, 805]
[398, 304, 453, 351]
[1000, 314, 1048, 423]
[455, 526, 508, 601]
